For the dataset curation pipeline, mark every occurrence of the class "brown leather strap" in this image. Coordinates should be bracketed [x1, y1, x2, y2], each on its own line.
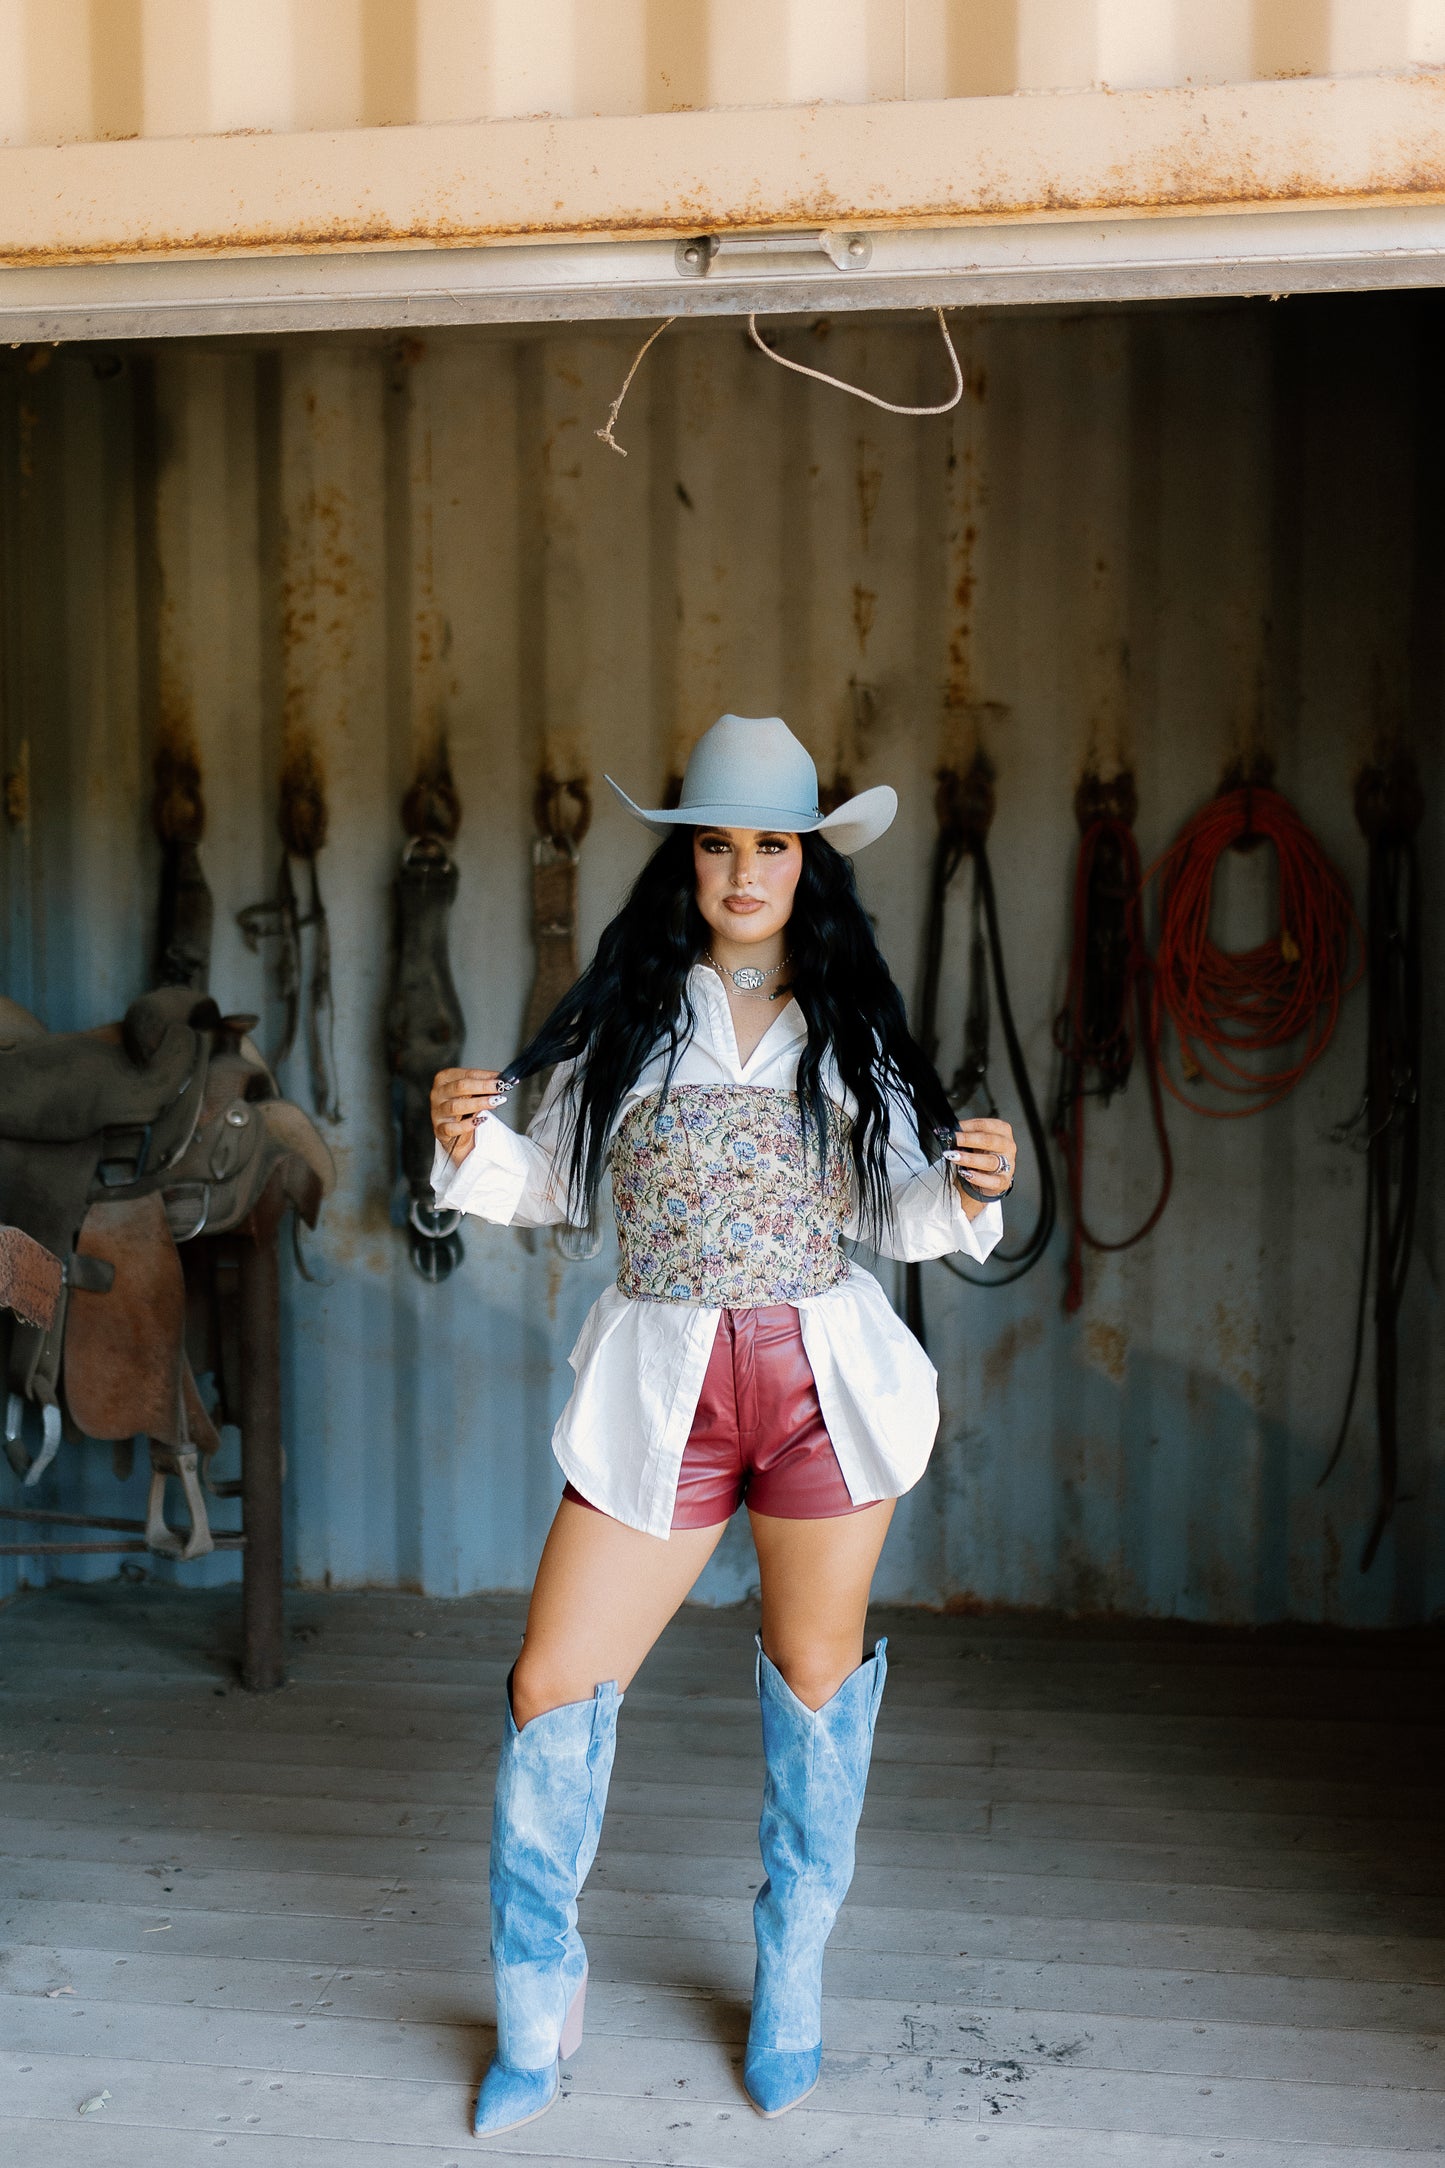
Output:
[515, 775, 590, 1135]
[0, 1225, 62, 1330]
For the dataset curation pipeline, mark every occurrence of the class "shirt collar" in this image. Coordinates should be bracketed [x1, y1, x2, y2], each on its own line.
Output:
[688, 961, 807, 1070]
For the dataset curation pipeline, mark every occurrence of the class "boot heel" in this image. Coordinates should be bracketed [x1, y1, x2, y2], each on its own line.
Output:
[559, 1966, 587, 2061]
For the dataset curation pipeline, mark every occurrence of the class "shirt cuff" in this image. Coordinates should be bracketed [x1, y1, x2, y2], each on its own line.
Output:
[925, 1160, 1004, 1261]
[956, 1192, 1003, 1262]
[429, 1117, 532, 1224]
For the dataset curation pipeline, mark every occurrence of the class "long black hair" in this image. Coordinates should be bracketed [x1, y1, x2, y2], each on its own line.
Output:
[507, 828, 956, 1241]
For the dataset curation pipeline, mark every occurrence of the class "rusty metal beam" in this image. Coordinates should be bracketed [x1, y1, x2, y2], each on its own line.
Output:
[3, 71, 1445, 276]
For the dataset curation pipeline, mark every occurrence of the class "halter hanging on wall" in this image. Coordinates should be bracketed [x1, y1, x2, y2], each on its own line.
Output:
[906, 753, 1057, 1348]
[1051, 772, 1173, 1315]
[518, 771, 598, 1264]
[237, 740, 342, 1126]
[1320, 752, 1423, 1571]
[385, 748, 466, 1285]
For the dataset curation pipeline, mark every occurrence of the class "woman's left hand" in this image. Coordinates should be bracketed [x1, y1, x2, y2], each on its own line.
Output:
[948, 1116, 1017, 1205]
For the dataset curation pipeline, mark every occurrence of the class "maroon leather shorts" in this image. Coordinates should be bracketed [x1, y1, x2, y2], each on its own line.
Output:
[563, 1302, 870, 1529]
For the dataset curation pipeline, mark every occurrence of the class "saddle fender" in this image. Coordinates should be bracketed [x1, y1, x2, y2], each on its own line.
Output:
[65, 1195, 189, 1446]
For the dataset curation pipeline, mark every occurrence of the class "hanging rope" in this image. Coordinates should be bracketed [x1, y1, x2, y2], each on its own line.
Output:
[1319, 755, 1423, 1570]
[1143, 775, 1362, 1117]
[748, 308, 964, 416]
[1051, 775, 1173, 1315]
[595, 318, 677, 458]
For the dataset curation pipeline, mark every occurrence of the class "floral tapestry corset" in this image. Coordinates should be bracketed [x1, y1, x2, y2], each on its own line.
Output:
[610, 1085, 853, 1306]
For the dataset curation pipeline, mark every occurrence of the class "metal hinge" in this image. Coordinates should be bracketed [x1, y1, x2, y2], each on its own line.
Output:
[675, 229, 873, 278]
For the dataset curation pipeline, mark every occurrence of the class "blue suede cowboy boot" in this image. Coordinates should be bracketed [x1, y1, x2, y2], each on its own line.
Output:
[744, 1635, 888, 2117]
[473, 1675, 622, 2138]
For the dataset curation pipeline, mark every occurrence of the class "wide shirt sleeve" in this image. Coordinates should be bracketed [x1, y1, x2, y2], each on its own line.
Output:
[850, 1084, 1005, 1264]
[429, 1060, 580, 1229]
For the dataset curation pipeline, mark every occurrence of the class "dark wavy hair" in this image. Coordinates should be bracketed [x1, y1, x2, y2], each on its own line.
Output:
[506, 828, 956, 1243]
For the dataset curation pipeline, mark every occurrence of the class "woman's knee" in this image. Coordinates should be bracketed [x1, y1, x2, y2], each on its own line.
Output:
[764, 1635, 862, 1712]
[509, 1650, 597, 1730]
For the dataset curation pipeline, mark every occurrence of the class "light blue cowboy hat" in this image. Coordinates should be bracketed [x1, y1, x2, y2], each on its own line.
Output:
[606, 714, 896, 855]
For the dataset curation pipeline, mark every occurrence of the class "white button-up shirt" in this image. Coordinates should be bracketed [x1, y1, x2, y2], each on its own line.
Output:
[432, 966, 1002, 1537]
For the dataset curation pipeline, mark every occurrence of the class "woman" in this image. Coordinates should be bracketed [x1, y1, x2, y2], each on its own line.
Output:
[429, 714, 1015, 2136]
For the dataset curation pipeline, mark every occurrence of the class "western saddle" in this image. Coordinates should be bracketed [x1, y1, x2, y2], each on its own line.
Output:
[0, 987, 334, 1561]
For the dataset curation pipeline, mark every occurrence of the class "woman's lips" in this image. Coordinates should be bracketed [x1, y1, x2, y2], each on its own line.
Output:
[724, 896, 764, 913]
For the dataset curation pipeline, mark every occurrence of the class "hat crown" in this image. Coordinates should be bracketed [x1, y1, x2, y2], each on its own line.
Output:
[679, 715, 819, 823]
[603, 711, 896, 852]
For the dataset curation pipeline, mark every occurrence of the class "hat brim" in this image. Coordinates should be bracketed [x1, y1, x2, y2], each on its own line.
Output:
[605, 778, 897, 855]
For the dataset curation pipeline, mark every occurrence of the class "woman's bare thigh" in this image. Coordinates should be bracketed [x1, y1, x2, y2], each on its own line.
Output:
[512, 1498, 727, 1726]
[748, 1500, 895, 1710]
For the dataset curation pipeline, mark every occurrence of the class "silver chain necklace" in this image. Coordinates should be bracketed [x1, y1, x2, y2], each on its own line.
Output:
[706, 951, 789, 997]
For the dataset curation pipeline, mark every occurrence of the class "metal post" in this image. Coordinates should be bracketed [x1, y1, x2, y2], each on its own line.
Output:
[238, 1228, 284, 1691]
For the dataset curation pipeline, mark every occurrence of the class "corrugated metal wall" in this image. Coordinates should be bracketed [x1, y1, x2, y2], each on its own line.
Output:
[1, 294, 1441, 1622]
[4, 0, 1442, 146]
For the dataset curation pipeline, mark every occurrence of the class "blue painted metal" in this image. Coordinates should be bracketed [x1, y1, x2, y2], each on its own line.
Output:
[0, 303, 1439, 1623]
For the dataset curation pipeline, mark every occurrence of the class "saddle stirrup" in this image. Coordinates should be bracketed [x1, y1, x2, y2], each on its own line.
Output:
[3, 1393, 27, 1480]
[22, 1403, 64, 1488]
[145, 1444, 215, 1561]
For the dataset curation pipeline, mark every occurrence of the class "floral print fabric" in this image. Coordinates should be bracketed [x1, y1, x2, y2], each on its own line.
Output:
[611, 1085, 852, 1306]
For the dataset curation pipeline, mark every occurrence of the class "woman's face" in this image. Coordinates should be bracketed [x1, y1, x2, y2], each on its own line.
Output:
[692, 827, 803, 948]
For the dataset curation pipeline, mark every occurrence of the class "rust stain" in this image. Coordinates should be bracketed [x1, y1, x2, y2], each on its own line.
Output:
[947, 521, 978, 710]
[156, 576, 196, 774]
[982, 1313, 1043, 1397]
[278, 735, 329, 858]
[1212, 1298, 1262, 1409]
[1083, 1319, 1128, 1385]
[855, 437, 882, 550]
[851, 583, 876, 656]
[281, 472, 360, 748]
[13, 148, 1445, 270]
[151, 739, 204, 847]
[3, 741, 29, 828]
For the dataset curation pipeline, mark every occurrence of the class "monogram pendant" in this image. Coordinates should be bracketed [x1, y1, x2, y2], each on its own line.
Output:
[730, 966, 767, 990]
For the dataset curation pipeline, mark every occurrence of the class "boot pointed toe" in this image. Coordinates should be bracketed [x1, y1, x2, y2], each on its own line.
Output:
[473, 2056, 559, 2137]
[744, 2042, 821, 2117]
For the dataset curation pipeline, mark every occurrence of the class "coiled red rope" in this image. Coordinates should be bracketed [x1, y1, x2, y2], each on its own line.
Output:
[1052, 793, 1173, 1314]
[1145, 783, 1362, 1117]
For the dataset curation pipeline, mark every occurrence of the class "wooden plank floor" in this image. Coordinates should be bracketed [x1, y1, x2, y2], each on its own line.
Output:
[1, 1586, 1442, 2166]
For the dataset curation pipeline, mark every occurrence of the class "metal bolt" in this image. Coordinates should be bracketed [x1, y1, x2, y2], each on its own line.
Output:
[683, 245, 700, 265]
[848, 238, 866, 257]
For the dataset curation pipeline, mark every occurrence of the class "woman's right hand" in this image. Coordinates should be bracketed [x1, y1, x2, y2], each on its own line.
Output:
[430, 1068, 510, 1165]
